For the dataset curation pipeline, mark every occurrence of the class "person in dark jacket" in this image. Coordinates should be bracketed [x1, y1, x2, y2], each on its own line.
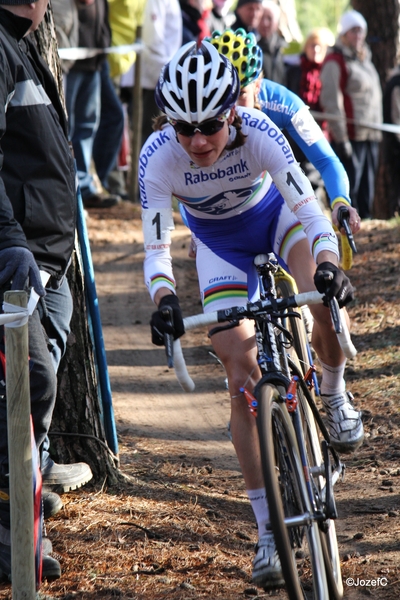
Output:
[232, 0, 262, 34]
[382, 65, 400, 215]
[179, 0, 202, 45]
[0, 0, 91, 581]
[66, 0, 122, 208]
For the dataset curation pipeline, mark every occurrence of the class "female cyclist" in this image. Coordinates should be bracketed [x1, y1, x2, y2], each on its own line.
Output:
[140, 41, 364, 589]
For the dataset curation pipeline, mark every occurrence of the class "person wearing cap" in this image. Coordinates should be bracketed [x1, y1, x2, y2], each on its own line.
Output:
[256, 0, 286, 85]
[319, 9, 383, 219]
[0, 0, 93, 582]
[232, 0, 262, 34]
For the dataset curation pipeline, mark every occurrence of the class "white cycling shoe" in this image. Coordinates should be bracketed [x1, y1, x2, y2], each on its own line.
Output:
[252, 531, 285, 589]
[321, 390, 364, 454]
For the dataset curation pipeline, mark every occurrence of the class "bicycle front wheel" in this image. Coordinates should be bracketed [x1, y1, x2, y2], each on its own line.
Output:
[292, 365, 343, 600]
[275, 276, 311, 376]
[257, 383, 329, 600]
[301, 394, 343, 599]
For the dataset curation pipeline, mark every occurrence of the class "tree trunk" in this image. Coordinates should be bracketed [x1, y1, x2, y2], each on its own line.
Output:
[352, 0, 400, 218]
[33, 8, 120, 484]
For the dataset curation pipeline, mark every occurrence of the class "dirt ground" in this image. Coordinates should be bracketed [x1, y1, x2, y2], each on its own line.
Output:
[1, 203, 400, 599]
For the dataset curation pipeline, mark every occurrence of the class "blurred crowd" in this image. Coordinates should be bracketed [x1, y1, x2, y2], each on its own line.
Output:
[53, 0, 400, 218]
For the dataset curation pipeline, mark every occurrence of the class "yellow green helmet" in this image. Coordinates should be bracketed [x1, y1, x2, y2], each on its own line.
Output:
[205, 28, 263, 88]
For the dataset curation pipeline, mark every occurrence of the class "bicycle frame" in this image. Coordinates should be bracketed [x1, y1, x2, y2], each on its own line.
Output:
[245, 254, 344, 507]
[169, 251, 352, 598]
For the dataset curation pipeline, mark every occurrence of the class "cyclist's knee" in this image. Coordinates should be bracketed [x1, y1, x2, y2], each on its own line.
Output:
[309, 303, 333, 329]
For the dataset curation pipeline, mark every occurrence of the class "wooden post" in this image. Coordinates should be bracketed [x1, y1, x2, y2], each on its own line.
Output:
[4, 290, 36, 599]
[129, 25, 143, 204]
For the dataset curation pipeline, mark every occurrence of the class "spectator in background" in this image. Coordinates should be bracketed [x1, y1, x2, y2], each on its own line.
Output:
[97, 0, 145, 200]
[0, 0, 92, 580]
[382, 63, 400, 215]
[320, 10, 382, 220]
[66, 0, 121, 209]
[232, 0, 262, 34]
[141, 0, 183, 146]
[92, 59, 125, 199]
[285, 27, 335, 198]
[198, 1, 213, 41]
[107, 0, 142, 81]
[207, 0, 235, 33]
[286, 27, 335, 115]
[180, 0, 203, 44]
[257, 0, 286, 84]
[52, 0, 78, 87]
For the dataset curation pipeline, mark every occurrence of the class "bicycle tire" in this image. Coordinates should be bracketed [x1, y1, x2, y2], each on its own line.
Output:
[257, 382, 329, 599]
[300, 383, 343, 600]
[276, 273, 335, 573]
[289, 361, 343, 600]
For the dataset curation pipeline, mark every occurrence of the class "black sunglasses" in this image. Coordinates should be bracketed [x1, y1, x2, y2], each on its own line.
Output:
[170, 117, 227, 137]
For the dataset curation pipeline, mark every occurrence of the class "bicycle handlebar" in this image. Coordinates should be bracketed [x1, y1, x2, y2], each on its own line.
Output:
[337, 206, 357, 254]
[171, 290, 357, 392]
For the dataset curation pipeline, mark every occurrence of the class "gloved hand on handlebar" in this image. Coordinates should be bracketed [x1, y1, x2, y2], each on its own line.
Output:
[314, 261, 355, 308]
[0, 246, 45, 296]
[150, 294, 185, 346]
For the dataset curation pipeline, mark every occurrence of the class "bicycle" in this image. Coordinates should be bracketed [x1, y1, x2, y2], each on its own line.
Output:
[161, 253, 356, 599]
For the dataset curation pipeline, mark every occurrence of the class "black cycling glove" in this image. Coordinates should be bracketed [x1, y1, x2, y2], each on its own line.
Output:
[314, 261, 355, 308]
[150, 294, 185, 346]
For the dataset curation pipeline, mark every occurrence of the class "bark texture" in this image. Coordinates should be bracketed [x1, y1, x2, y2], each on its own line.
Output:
[352, 0, 400, 218]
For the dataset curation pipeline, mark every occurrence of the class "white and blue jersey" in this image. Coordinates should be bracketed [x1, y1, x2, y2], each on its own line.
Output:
[257, 78, 351, 206]
[140, 106, 339, 311]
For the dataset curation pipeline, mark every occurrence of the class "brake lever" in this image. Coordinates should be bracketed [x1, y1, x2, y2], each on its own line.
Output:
[328, 297, 342, 334]
[319, 270, 343, 334]
[160, 306, 174, 368]
[337, 206, 357, 254]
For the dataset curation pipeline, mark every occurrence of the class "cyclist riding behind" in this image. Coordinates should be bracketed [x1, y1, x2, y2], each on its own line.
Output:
[140, 41, 364, 590]
[201, 28, 361, 236]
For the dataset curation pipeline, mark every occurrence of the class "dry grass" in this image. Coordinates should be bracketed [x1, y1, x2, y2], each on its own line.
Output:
[1, 216, 400, 599]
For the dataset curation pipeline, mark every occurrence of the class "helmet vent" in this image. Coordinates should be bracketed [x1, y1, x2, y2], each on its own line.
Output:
[170, 91, 185, 113]
[189, 57, 198, 74]
[217, 62, 225, 79]
[203, 88, 217, 111]
[188, 79, 198, 112]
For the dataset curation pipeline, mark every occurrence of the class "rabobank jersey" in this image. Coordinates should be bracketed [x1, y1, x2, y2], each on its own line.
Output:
[257, 78, 351, 206]
[140, 106, 339, 300]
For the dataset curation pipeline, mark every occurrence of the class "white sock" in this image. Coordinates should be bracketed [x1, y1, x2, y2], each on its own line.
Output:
[319, 359, 346, 396]
[247, 487, 270, 537]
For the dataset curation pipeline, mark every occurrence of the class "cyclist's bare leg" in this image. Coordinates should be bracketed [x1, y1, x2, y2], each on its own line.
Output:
[287, 239, 364, 452]
[286, 239, 346, 367]
[209, 320, 264, 490]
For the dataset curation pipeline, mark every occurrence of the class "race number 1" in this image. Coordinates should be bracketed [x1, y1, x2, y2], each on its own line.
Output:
[286, 171, 303, 196]
[142, 207, 175, 247]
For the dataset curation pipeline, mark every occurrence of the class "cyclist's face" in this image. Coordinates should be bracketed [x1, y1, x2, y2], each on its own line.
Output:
[177, 113, 234, 167]
[238, 83, 256, 108]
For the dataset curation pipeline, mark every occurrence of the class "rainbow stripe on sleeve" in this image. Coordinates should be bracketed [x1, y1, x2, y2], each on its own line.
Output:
[203, 282, 248, 308]
[312, 232, 336, 254]
[278, 221, 303, 256]
[150, 273, 176, 290]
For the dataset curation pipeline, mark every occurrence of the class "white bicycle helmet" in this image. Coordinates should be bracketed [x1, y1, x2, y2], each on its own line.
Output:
[155, 41, 240, 123]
